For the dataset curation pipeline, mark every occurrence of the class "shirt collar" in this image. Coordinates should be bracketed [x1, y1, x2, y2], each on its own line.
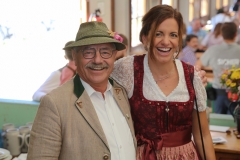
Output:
[80, 78, 113, 97]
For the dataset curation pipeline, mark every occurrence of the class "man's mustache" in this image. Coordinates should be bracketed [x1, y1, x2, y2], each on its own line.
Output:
[85, 63, 109, 69]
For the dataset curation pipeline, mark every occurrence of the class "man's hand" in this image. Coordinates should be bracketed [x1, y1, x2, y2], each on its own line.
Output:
[195, 65, 207, 87]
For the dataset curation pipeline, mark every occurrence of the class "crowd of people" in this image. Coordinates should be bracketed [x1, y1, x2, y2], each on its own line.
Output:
[180, 2, 240, 65]
[179, 1, 240, 116]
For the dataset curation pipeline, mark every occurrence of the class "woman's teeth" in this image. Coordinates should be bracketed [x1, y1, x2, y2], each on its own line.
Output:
[157, 48, 171, 52]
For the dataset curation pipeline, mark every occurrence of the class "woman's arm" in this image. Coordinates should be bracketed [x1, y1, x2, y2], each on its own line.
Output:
[191, 69, 216, 159]
[200, 33, 210, 50]
[195, 65, 207, 87]
[192, 110, 216, 160]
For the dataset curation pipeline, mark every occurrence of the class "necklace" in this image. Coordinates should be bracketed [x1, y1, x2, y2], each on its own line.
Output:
[155, 68, 175, 83]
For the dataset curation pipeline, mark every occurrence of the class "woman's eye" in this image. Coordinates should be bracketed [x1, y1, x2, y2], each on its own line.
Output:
[156, 32, 162, 37]
[171, 33, 178, 38]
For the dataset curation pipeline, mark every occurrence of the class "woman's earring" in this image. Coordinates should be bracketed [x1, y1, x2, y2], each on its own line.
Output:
[144, 45, 148, 51]
[173, 47, 179, 61]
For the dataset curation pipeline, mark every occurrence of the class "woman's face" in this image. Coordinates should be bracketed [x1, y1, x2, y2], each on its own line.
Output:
[151, 18, 179, 63]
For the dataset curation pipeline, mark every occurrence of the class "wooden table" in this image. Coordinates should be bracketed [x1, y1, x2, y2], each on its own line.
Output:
[195, 52, 214, 81]
[211, 128, 240, 160]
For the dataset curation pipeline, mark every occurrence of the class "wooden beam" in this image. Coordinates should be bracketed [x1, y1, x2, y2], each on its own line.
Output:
[111, 0, 115, 31]
[86, 0, 90, 22]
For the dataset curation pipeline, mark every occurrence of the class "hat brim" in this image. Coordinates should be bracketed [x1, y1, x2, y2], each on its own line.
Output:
[63, 37, 126, 51]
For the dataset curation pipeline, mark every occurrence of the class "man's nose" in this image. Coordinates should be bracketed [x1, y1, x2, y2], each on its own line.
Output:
[92, 51, 103, 63]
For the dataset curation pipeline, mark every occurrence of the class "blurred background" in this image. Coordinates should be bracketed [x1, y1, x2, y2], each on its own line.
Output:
[0, 0, 238, 100]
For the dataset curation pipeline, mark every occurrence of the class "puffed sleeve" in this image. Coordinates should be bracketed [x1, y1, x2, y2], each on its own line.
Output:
[111, 56, 135, 97]
[193, 69, 207, 112]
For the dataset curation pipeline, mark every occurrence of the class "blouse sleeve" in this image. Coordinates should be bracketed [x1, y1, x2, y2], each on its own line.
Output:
[111, 56, 134, 97]
[32, 70, 61, 101]
[193, 68, 207, 111]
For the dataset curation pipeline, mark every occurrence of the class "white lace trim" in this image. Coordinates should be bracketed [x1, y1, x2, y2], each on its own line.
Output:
[111, 55, 207, 111]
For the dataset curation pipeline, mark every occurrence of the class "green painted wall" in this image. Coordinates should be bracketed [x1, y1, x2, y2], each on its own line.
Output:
[0, 99, 237, 129]
[0, 99, 39, 127]
[209, 113, 236, 127]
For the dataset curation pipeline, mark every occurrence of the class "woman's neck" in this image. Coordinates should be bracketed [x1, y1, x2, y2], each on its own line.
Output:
[148, 56, 176, 77]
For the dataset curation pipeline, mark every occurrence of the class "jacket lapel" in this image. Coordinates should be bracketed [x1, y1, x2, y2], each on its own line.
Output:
[112, 84, 137, 149]
[73, 74, 109, 150]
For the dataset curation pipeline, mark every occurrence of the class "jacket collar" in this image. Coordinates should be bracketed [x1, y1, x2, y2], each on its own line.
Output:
[74, 74, 113, 98]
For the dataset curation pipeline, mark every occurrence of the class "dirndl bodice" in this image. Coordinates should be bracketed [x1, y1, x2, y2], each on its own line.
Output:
[129, 55, 200, 160]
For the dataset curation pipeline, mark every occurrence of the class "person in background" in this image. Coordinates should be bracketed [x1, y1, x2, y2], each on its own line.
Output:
[182, 22, 187, 48]
[59, 41, 77, 85]
[27, 21, 136, 160]
[233, 0, 240, 12]
[187, 18, 207, 44]
[32, 41, 75, 101]
[199, 22, 240, 114]
[178, 34, 198, 65]
[211, 8, 231, 32]
[111, 5, 215, 159]
[232, 18, 240, 44]
[115, 33, 128, 60]
[32, 69, 60, 102]
[233, 0, 240, 24]
[200, 23, 224, 49]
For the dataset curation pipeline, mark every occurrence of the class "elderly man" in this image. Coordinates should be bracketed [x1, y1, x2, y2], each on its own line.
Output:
[187, 18, 207, 43]
[27, 22, 136, 160]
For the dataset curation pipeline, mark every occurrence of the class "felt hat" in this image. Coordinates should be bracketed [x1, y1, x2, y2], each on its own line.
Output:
[64, 22, 125, 51]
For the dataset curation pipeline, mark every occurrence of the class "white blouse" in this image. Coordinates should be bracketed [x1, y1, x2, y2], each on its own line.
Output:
[111, 55, 207, 112]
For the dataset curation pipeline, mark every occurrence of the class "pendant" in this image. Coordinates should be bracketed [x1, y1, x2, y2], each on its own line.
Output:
[165, 102, 170, 112]
[165, 107, 170, 112]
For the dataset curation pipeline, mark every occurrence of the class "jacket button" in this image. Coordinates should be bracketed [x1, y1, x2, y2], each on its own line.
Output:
[103, 154, 109, 160]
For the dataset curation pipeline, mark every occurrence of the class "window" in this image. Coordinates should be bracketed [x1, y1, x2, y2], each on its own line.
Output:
[223, 0, 229, 7]
[162, 0, 172, 6]
[216, 0, 221, 10]
[201, 0, 208, 17]
[189, 0, 195, 22]
[131, 0, 146, 47]
[0, 0, 86, 100]
[131, 0, 162, 47]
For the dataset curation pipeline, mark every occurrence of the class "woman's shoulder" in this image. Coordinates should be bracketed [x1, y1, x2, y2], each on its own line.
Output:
[114, 55, 135, 65]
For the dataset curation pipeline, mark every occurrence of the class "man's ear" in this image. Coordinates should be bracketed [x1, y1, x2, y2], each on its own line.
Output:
[72, 50, 77, 66]
[72, 50, 75, 60]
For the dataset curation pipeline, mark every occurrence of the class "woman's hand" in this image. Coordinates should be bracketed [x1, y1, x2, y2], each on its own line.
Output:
[195, 65, 207, 87]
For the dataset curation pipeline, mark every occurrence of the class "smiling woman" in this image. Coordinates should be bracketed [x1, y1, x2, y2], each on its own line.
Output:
[111, 4, 216, 160]
[0, 0, 85, 100]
